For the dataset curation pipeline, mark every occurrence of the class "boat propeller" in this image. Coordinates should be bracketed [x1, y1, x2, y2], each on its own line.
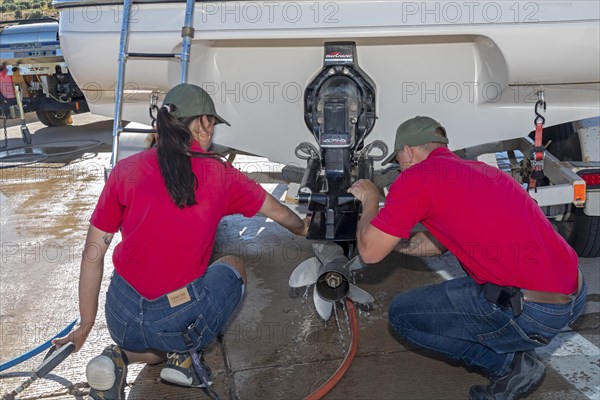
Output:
[289, 242, 374, 320]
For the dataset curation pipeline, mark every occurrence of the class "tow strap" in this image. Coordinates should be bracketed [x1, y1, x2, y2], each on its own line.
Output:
[182, 328, 222, 400]
[529, 90, 547, 191]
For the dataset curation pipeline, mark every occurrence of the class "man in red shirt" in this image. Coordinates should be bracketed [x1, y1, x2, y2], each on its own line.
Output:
[348, 116, 587, 400]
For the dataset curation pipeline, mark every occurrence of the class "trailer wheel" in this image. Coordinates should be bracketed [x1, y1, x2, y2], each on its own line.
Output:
[558, 210, 600, 258]
[36, 110, 71, 127]
[542, 123, 600, 258]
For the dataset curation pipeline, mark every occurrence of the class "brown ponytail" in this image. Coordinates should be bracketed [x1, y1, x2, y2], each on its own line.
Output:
[156, 105, 198, 208]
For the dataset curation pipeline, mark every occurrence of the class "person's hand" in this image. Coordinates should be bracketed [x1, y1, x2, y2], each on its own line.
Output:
[291, 214, 311, 236]
[348, 179, 379, 204]
[300, 215, 311, 236]
[52, 322, 93, 352]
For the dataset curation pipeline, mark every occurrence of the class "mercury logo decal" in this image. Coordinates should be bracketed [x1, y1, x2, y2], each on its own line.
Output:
[325, 51, 352, 60]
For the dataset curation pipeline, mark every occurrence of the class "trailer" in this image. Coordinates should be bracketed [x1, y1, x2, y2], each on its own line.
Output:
[0, 18, 89, 144]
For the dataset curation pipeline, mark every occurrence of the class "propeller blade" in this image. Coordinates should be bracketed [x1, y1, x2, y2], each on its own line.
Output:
[347, 284, 375, 305]
[289, 257, 321, 288]
[346, 255, 367, 272]
[313, 242, 346, 265]
[313, 288, 334, 321]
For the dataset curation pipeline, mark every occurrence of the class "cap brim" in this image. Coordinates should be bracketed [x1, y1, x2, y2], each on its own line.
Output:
[381, 150, 399, 165]
[214, 114, 231, 126]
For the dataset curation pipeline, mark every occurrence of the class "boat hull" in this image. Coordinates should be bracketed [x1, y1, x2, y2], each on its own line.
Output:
[55, 1, 600, 166]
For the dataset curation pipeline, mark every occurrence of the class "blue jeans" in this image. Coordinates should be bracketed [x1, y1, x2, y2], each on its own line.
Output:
[105, 263, 245, 353]
[388, 274, 587, 376]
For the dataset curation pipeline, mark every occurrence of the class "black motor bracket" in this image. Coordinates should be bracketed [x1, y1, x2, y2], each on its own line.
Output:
[298, 42, 382, 242]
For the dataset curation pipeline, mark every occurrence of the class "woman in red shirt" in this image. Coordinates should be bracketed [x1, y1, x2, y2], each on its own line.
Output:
[53, 84, 308, 399]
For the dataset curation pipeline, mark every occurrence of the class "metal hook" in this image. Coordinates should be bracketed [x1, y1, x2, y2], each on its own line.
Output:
[534, 90, 546, 126]
[149, 92, 159, 128]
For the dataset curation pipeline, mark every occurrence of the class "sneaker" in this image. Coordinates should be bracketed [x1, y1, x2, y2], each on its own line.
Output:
[469, 351, 545, 400]
[160, 351, 213, 388]
[86, 345, 128, 400]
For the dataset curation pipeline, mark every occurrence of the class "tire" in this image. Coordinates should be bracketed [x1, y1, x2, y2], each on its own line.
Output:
[542, 123, 600, 258]
[36, 110, 71, 127]
[558, 209, 600, 258]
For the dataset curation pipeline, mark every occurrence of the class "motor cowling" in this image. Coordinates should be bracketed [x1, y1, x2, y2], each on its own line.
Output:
[304, 42, 376, 155]
[299, 42, 379, 241]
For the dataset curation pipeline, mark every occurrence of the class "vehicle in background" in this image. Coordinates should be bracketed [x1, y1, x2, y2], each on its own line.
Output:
[0, 18, 89, 143]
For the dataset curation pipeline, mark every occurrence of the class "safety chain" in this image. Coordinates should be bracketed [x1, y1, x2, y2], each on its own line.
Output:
[529, 89, 546, 191]
[149, 92, 159, 128]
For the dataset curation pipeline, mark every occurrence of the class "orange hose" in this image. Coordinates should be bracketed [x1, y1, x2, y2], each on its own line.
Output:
[305, 298, 359, 400]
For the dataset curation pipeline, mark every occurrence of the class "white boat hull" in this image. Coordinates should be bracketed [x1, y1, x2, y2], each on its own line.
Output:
[55, 1, 600, 166]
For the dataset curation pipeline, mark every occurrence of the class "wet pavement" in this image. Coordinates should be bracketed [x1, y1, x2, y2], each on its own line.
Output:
[0, 113, 598, 400]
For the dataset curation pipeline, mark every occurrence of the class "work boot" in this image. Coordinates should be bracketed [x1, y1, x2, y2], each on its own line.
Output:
[469, 351, 545, 400]
[86, 345, 128, 400]
[160, 351, 213, 388]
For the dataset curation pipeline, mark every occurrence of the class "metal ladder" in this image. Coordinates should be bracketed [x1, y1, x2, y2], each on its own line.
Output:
[110, 0, 196, 167]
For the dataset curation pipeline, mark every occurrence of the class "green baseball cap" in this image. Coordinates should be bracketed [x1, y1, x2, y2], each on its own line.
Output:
[381, 116, 448, 165]
[162, 83, 230, 126]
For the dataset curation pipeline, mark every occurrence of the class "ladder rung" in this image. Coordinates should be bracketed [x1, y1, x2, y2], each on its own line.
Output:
[127, 52, 179, 59]
[111, 0, 195, 167]
[121, 127, 156, 134]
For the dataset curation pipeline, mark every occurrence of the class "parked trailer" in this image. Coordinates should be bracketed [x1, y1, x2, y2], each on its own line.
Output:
[0, 18, 89, 143]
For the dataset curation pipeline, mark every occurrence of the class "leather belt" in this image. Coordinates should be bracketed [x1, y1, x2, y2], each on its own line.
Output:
[522, 270, 583, 305]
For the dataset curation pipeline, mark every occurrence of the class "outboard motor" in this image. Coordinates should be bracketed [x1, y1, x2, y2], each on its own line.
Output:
[290, 43, 382, 320]
[297, 42, 385, 242]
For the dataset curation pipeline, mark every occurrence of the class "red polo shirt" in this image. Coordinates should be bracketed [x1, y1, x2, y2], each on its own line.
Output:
[372, 147, 578, 294]
[90, 142, 266, 299]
